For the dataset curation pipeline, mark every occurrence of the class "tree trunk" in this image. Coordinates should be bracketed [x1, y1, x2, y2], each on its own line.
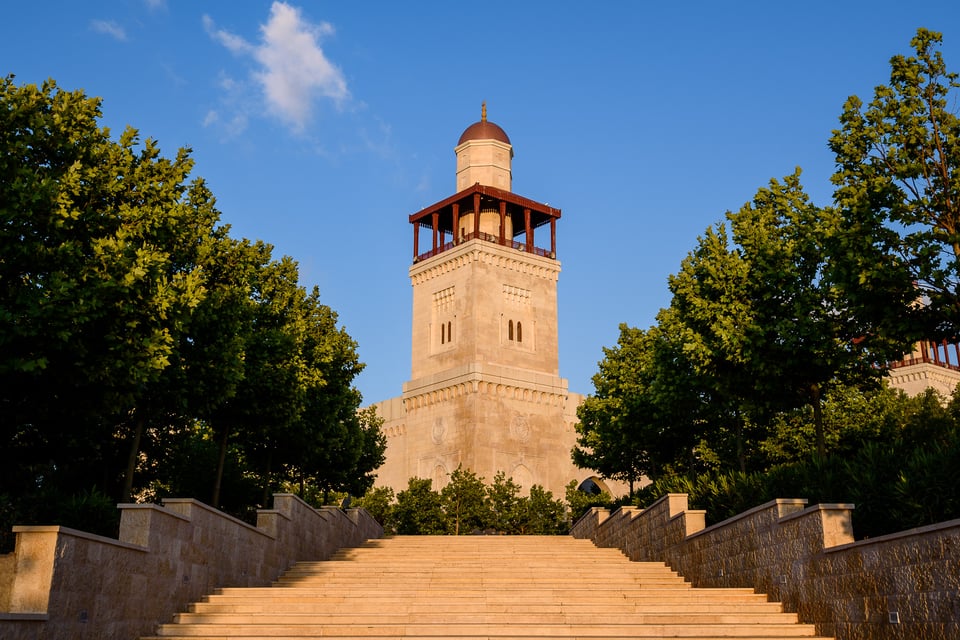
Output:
[811, 383, 826, 457]
[212, 426, 229, 508]
[121, 412, 145, 503]
[261, 450, 273, 507]
[735, 410, 746, 473]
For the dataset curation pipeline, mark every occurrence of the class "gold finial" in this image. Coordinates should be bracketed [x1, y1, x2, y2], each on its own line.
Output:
[481, 101, 487, 122]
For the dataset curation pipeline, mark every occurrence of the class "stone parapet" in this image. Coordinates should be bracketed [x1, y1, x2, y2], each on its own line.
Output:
[0, 493, 382, 640]
[571, 495, 959, 640]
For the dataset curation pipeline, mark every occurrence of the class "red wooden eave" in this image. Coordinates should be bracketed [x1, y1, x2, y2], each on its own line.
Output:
[409, 183, 561, 262]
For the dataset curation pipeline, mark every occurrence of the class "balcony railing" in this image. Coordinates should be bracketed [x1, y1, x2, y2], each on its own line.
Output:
[414, 230, 554, 262]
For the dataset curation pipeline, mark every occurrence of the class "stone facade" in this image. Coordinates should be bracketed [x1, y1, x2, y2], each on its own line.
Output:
[371, 110, 619, 498]
[374, 372, 586, 495]
[572, 494, 960, 640]
[886, 340, 960, 398]
[886, 361, 960, 398]
[0, 494, 382, 640]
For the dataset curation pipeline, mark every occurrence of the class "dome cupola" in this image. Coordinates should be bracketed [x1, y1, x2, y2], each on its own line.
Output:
[454, 102, 513, 192]
[458, 102, 511, 145]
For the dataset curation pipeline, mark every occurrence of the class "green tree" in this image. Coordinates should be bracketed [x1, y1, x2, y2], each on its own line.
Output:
[350, 406, 388, 495]
[0, 76, 378, 531]
[486, 472, 524, 533]
[0, 77, 208, 503]
[522, 485, 568, 534]
[574, 324, 692, 491]
[759, 383, 906, 465]
[296, 302, 384, 500]
[667, 222, 761, 471]
[208, 254, 307, 508]
[353, 486, 394, 532]
[829, 28, 960, 342]
[728, 170, 896, 455]
[440, 465, 490, 534]
[393, 477, 445, 535]
[564, 479, 613, 524]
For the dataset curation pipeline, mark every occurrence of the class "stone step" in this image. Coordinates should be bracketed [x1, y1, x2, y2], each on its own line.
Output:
[288, 558, 676, 575]
[148, 637, 824, 640]
[202, 587, 766, 602]
[278, 563, 681, 572]
[150, 622, 821, 637]
[143, 535, 832, 640]
[188, 601, 786, 614]
[172, 612, 801, 625]
[273, 576, 690, 585]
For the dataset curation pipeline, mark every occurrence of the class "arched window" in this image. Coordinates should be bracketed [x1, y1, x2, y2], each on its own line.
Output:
[447, 321, 452, 342]
[517, 321, 522, 343]
[441, 323, 445, 344]
[508, 319, 514, 341]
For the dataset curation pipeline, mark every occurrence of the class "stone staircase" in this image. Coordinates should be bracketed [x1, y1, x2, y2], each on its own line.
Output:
[143, 535, 831, 639]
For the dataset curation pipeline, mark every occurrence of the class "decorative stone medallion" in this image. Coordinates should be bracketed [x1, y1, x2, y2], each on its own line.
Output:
[510, 413, 531, 443]
[432, 417, 446, 444]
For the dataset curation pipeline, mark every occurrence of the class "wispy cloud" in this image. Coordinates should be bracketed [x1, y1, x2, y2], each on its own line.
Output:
[203, 2, 348, 134]
[90, 19, 127, 42]
[144, 0, 167, 10]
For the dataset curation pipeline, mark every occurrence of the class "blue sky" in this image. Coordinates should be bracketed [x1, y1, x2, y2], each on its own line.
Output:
[5, 2, 960, 403]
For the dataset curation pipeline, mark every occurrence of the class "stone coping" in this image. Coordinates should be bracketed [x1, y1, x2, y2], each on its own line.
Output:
[575, 496, 826, 539]
[256, 509, 291, 522]
[163, 498, 273, 539]
[826, 515, 960, 553]
[778, 502, 855, 525]
[0, 613, 47, 622]
[118, 501, 191, 520]
[570, 505, 607, 530]
[685, 498, 809, 541]
[10, 525, 147, 553]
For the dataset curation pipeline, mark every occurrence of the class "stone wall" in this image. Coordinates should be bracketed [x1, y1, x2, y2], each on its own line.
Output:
[0, 493, 382, 640]
[571, 494, 960, 640]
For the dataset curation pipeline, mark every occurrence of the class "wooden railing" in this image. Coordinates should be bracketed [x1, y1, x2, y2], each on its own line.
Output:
[414, 231, 554, 262]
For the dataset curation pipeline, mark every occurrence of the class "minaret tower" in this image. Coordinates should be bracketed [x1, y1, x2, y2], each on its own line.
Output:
[386, 104, 577, 495]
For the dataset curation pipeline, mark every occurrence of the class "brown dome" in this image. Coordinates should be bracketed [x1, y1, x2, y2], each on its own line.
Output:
[458, 119, 511, 145]
[457, 103, 511, 145]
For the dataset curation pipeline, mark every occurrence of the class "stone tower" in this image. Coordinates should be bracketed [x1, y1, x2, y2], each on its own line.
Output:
[373, 106, 592, 497]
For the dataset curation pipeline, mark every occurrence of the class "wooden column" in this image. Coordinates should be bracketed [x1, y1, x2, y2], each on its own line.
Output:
[499, 201, 506, 245]
[413, 222, 419, 259]
[524, 208, 532, 253]
[452, 203, 460, 244]
[550, 217, 556, 257]
[432, 212, 439, 251]
[473, 193, 481, 238]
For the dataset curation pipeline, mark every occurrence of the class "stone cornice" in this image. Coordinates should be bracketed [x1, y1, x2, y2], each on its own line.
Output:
[409, 240, 560, 286]
[400, 363, 571, 412]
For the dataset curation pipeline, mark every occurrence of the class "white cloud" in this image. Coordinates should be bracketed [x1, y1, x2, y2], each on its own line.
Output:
[204, 2, 348, 134]
[203, 15, 254, 56]
[144, 0, 167, 10]
[90, 19, 127, 42]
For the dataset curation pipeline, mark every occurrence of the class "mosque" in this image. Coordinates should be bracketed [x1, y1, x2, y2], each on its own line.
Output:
[370, 105, 608, 498]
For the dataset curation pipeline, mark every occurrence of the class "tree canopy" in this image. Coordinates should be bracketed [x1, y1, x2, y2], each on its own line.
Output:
[829, 27, 960, 342]
[0, 76, 384, 538]
[365, 471, 573, 536]
[574, 29, 960, 488]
